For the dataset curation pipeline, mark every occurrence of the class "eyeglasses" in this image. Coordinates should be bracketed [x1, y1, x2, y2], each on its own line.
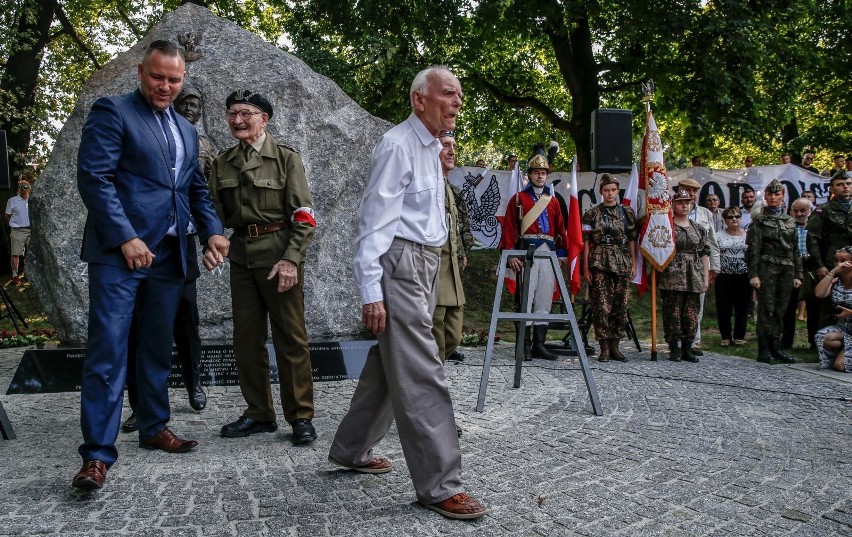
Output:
[18, 185, 30, 190]
[724, 215, 741, 219]
[226, 110, 262, 120]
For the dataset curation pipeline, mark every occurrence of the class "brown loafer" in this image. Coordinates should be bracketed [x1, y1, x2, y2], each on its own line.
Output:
[422, 492, 488, 520]
[328, 454, 392, 474]
[139, 427, 198, 453]
[72, 459, 107, 490]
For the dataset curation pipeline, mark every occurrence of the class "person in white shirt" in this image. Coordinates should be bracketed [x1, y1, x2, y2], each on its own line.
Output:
[328, 66, 486, 520]
[5, 180, 31, 284]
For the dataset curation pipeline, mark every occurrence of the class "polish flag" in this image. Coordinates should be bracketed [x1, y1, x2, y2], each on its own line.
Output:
[622, 164, 648, 296]
[566, 156, 584, 296]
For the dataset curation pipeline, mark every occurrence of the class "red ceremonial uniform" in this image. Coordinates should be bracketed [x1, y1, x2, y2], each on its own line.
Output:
[501, 185, 568, 256]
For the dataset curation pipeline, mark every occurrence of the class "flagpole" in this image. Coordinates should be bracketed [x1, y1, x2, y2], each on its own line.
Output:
[641, 82, 659, 361]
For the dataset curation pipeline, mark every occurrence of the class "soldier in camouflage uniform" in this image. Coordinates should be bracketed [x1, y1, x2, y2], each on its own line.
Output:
[432, 131, 475, 363]
[659, 189, 710, 363]
[747, 179, 803, 363]
[807, 173, 852, 328]
[209, 90, 318, 445]
[581, 174, 638, 362]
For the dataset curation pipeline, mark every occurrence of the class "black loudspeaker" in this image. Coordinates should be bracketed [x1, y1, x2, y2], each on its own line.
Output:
[590, 109, 633, 173]
[0, 130, 10, 190]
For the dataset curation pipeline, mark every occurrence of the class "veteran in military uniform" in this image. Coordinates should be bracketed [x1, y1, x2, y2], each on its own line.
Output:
[807, 173, 852, 327]
[581, 174, 638, 362]
[747, 179, 802, 364]
[209, 90, 318, 444]
[432, 131, 474, 363]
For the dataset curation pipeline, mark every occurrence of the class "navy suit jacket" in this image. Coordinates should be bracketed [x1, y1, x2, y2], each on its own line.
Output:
[77, 89, 223, 275]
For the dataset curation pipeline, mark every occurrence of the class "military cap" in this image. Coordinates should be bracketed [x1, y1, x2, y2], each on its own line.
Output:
[672, 188, 695, 202]
[677, 178, 701, 189]
[226, 90, 273, 118]
[177, 86, 203, 102]
[765, 179, 784, 193]
[528, 154, 549, 171]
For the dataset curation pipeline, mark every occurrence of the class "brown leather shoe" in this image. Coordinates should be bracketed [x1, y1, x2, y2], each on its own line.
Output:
[328, 454, 393, 474]
[139, 427, 198, 453]
[422, 492, 488, 520]
[72, 460, 107, 490]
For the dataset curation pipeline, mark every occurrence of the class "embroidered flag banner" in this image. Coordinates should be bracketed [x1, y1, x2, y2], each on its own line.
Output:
[638, 111, 675, 271]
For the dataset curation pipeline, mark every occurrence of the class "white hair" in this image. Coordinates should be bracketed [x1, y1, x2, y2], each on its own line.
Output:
[410, 65, 452, 108]
[791, 197, 813, 211]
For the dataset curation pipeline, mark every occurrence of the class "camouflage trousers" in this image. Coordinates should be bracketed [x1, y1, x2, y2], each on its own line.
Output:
[660, 290, 700, 341]
[589, 269, 629, 340]
[756, 264, 794, 338]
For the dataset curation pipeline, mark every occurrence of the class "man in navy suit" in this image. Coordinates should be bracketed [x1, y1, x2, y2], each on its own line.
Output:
[72, 40, 229, 490]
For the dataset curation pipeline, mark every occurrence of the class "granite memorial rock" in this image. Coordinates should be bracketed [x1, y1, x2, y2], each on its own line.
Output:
[28, 3, 389, 343]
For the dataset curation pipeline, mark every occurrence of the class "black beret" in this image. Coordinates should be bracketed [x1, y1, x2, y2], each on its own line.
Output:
[226, 90, 273, 118]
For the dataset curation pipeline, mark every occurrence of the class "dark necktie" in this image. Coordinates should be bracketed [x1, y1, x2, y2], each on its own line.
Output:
[158, 110, 177, 172]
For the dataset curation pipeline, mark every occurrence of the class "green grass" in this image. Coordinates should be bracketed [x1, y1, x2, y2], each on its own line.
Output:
[461, 249, 819, 363]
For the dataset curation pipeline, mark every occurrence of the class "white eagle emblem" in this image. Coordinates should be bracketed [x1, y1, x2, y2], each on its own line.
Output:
[647, 171, 670, 203]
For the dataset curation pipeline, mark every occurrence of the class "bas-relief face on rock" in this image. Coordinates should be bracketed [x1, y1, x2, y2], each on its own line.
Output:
[175, 95, 203, 124]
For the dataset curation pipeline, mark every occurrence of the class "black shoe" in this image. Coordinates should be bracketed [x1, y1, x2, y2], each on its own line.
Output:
[690, 347, 703, 357]
[188, 383, 207, 411]
[446, 351, 465, 362]
[291, 418, 317, 445]
[121, 413, 138, 433]
[220, 417, 278, 438]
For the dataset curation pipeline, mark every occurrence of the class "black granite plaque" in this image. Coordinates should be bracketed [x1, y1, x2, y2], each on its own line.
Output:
[6, 340, 375, 395]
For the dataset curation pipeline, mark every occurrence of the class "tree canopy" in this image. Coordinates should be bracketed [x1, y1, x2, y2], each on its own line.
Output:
[1, 0, 850, 181]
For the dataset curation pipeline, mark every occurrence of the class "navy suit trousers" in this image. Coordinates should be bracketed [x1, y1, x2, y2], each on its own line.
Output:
[79, 236, 183, 466]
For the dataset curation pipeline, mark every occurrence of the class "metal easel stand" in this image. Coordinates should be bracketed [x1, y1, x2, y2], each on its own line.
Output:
[475, 248, 603, 416]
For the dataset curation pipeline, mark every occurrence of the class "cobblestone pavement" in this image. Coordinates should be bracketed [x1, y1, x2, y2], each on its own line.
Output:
[1, 343, 850, 536]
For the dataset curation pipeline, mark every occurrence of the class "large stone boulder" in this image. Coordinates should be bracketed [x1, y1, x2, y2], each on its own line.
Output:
[28, 4, 390, 343]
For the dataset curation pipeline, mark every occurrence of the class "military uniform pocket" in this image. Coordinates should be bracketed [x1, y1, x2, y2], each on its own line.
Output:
[252, 177, 285, 211]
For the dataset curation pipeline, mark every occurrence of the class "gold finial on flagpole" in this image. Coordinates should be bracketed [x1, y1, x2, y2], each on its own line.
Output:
[641, 79, 654, 112]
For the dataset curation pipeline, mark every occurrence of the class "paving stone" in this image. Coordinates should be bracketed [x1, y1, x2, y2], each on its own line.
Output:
[1, 344, 850, 535]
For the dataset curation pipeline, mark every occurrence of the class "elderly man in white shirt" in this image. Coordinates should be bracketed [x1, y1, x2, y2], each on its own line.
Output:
[675, 178, 721, 355]
[328, 66, 487, 520]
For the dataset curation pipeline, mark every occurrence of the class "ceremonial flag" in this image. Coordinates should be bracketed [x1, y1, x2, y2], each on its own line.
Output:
[622, 164, 649, 296]
[501, 160, 524, 294]
[566, 156, 583, 296]
[638, 111, 675, 271]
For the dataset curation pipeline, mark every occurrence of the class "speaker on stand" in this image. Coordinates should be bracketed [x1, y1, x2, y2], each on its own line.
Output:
[590, 109, 633, 174]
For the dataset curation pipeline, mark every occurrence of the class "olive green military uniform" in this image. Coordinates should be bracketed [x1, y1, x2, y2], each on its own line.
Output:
[747, 207, 803, 339]
[431, 180, 474, 362]
[209, 133, 315, 424]
[807, 199, 852, 328]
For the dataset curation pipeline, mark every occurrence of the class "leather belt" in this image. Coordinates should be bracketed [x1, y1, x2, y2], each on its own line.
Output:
[245, 221, 289, 237]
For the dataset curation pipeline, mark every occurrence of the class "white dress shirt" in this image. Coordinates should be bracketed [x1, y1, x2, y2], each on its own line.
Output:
[353, 114, 447, 304]
[5, 196, 29, 228]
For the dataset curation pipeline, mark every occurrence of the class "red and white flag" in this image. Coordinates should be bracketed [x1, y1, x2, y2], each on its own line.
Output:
[622, 164, 649, 296]
[638, 111, 675, 272]
[566, 156, 584, 296]
[501, 160, 524, 294]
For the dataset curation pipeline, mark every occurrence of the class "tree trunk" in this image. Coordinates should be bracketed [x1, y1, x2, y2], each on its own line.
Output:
[0, 0, 54, 180]
[543, 3, 598, 172]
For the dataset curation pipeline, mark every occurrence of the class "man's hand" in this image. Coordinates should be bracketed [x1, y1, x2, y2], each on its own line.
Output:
[750, 276, 761, 289]
[816, 267, 829, 279]
[121, 238, 154, 270]
[462, 256, 468, 271]
[362, 301, 386, 335]
[267, 259, 298, 292]
[793, 278, 802, 289]
[508, 257, 523, 272]
[203, 235, 229, 270]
